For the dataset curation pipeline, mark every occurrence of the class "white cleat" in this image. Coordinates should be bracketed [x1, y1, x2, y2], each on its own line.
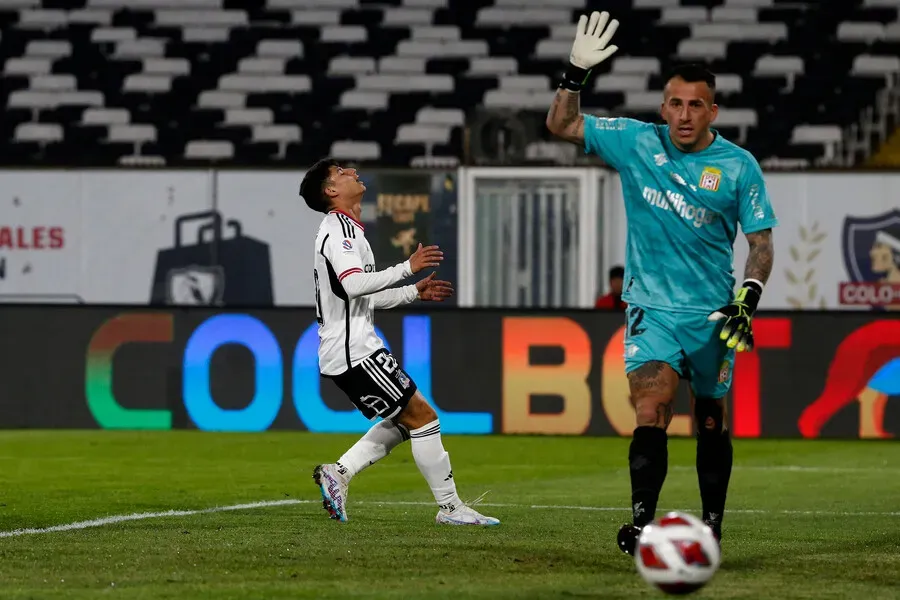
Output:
[312, 463, 350, 523]
[435, 504, 500, 526]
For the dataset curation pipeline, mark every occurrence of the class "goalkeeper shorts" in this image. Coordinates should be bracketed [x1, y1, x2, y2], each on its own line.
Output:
[623, 305, 735, 398]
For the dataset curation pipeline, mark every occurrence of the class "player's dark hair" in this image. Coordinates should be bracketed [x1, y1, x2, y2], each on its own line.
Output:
[299, 157, 340, 213]
[609, 265, 625, 280]
[663, 63, 716, 95]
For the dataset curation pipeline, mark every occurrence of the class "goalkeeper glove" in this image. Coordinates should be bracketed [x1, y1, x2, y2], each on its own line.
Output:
[560, 11, 620, 93]
[707, 280, 764, 353]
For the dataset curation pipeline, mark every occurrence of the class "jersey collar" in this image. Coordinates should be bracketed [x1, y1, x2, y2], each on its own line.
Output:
[329, 209, 365, 231]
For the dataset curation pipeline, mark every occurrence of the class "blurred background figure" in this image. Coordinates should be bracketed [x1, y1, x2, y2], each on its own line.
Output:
[595, 265, 626, 310]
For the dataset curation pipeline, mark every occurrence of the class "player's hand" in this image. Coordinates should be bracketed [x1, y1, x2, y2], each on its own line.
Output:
[415, 272, 453, 302]
[707, 281, 763, 352]
[408, 243, 443, 274]
[570, 11, 619, 71]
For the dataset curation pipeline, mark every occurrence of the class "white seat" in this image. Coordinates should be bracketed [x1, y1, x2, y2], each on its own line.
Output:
[851, 54, 900, 83]
[183, 28, 231, 42]
[499, 75, 550, 92]
[155, 9, 247, 26]
[721, 0, 772, 6]
[223, 108, 274, 126]
[91, 0, 224, 6]
[291, 10, 340, 25]
[483, 89, 555, 110]
[624, 91, 662, 111]
[612, 57, 661, 75]
[715, 73, 743, 94]
[69, 9, 112, 24]
[185, 140, 234, 159]
[18, 10, 68, 28]
[237, 57, 286, 74]
[15, 122, 63, 143]
[715, 108, 758, 144]
[467, 57, 517, 75]
[143, 58, 191, 75]
[219, 74, 311, 92]
[30, 74, 77, 91]
[82, 108, 131, 125]
[378, 57, 426, 74]
[123, 74, 172, 93]
[534, 40, 574, 59]
[4, 58, 52, 75]
[660, 7, 708, 24]
[382, 8, 434, 25]
[273, 0, 356, 6]
[886, 22, 900, 41]
[330, 140, 380, 161]
[198, 91, 246, 109]
[677, 39, 728, 60]
[593, 74, 647, 92]
[355, 74, 453, 92]
[320, 26, 367, 43]
[837, 22, 885, 42]
[633, 0, 681, 6]
[753, 54, 803, 90]
[416, 107, 465, 126]
[8, 90, 103, 109]
[339, 91, 389, 110]
[24, 40, 71, 57]
[477, 7, 570, 25]
[790, 125, 842, 161]
[258, 40, 303, 57]
[412, 26, 459, 40]
[710, 7, 757, 21]
[692, 22, 786, 41]
[396, 40, 489, 57]
[329, 56, 377, 76]
[108, 124, 157, 143]
[91, 27, 135, 42]
[404, 0, 448, 6]
[396, 124, 451, 145]
[252, 124, 301, 143]
[115, 39, 166, 58]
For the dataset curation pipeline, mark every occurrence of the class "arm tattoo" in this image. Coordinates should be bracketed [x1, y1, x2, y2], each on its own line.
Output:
[547, 89, 584, 144]
[745, 228, 774, 284]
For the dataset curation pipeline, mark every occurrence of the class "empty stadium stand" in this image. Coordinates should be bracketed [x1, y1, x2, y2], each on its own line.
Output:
[0, 0, 898, 168]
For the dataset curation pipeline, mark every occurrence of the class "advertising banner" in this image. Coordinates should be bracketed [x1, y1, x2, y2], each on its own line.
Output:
[1, 306, 897, 438]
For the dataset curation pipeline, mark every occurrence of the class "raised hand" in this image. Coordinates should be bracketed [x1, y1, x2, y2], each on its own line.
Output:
[408, 243, 443, 274]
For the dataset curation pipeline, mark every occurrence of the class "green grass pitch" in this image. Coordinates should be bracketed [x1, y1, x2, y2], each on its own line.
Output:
[0, 431, 898, 599]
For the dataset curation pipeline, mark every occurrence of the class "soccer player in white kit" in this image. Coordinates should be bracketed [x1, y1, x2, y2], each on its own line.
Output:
[300, 158, 500, 526]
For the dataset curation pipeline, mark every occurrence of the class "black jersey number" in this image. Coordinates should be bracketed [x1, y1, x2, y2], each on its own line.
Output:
[314, 269, 324, 325]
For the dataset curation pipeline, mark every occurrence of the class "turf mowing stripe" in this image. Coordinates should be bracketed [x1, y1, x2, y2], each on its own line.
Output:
[2, 499, 898, 537]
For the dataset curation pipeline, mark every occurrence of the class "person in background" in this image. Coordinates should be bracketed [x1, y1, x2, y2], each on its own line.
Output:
[596, 265, 627, 310]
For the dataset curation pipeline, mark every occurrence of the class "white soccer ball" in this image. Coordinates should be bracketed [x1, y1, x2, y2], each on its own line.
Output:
[634, 511, 721, 595]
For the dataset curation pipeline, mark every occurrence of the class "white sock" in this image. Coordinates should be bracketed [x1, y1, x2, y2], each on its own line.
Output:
[409, 419, 462, 512]
[337, 419, 409, 479]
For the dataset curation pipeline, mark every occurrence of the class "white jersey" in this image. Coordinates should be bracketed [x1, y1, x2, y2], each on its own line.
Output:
[313, 210, 419, 376]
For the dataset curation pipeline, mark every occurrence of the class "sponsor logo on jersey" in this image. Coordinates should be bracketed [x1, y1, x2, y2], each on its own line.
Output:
[699, 167, 722, 191]
[642, 186, 718, 228]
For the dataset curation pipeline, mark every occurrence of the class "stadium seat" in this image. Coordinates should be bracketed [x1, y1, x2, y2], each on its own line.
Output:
[0, 0, 895, 166]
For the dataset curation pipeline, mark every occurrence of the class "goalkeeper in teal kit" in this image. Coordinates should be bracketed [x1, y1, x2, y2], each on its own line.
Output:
[547, 12, 778, 554]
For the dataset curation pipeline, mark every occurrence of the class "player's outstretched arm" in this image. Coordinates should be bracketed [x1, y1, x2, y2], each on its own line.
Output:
[546, 11, 619, 146]
[339, 243, 443, 300]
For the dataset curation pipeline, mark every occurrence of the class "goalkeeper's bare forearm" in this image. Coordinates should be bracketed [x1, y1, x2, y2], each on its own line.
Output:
[546, 89, 585, 146]
[546, 11, 619, 146]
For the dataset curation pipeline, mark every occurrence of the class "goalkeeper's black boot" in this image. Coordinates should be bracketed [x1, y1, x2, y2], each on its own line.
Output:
[617, 523, 642, 556]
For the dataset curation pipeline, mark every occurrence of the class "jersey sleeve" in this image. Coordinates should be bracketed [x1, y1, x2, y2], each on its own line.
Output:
[321, 231, 412, 299]
[582, 116, 644, 170]
[370, 285, 419, 309]
[737, 156, 779, 234]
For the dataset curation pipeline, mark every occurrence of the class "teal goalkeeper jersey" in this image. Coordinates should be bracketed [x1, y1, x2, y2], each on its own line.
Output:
[584, 115, 779, 314]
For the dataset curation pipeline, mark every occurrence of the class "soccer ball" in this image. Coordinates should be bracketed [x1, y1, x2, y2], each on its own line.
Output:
[634, 511, 721, 595]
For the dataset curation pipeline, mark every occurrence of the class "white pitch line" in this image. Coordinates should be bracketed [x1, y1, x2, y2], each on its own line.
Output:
[2, 499, 899, 538]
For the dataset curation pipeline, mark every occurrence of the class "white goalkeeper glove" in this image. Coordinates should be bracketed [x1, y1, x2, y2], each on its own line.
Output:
[560, 11, 620, 92]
